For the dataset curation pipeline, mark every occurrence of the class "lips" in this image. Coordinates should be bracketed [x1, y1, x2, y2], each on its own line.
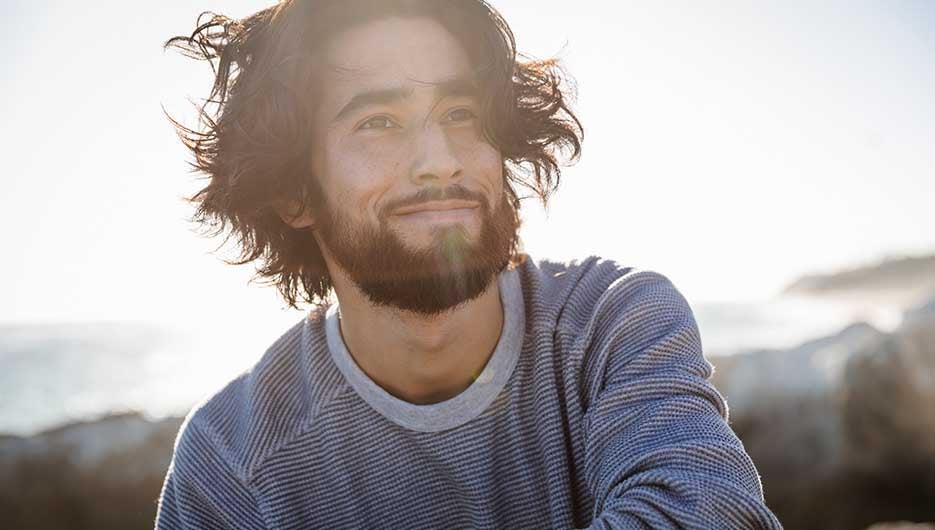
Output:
[392, 200, 480, 216]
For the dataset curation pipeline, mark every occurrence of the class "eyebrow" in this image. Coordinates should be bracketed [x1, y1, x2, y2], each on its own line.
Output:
[331, 77, 479, 123]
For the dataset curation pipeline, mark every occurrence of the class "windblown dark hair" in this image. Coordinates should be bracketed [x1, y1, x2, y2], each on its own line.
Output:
[165, 0, 583, 308]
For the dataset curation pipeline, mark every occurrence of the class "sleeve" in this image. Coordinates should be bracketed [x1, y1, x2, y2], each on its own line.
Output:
[579, 271, 783, 530]
[155, 420, 268, 530]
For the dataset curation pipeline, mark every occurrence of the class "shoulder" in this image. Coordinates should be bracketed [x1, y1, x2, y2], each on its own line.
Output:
[173, 310, 346, 482]
[517, 255, 704, 401]
[517, 254, 692, 335]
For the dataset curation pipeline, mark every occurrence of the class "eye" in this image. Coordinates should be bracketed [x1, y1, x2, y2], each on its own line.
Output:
[358, 116, 399, 130]
[445, 108, 476, 123]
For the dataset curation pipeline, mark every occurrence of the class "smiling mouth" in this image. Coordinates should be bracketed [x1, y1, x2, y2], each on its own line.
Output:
[392, 200, 480, 216]
[389, 200, 480, 224]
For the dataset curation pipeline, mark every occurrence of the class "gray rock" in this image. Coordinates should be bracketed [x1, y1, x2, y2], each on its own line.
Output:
[867, 521, 935, 530]
[841, 303, 935, 478]
[0, 411, 182, 530]
[711, 296, 935, 530]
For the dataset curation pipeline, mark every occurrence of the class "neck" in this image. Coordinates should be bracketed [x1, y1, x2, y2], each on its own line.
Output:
[328, 264, 505, 405]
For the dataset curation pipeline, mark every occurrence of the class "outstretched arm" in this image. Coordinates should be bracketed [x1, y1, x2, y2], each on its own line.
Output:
[580, 271, 782, 530]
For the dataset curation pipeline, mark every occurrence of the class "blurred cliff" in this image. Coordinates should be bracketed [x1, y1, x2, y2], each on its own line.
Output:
[783, 254, 935, 309]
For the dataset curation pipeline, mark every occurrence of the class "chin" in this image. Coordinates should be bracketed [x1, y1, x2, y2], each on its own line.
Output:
[399, 224, 481, 250]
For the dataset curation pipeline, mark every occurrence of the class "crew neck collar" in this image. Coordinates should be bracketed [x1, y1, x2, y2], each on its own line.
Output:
[324, 267, 525, 432]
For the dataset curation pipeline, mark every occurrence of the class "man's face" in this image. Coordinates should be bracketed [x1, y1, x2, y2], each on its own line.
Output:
[308, 16, 518, 315]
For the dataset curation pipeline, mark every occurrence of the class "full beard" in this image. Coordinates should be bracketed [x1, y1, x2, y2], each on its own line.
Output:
[316, 187, 520, 316]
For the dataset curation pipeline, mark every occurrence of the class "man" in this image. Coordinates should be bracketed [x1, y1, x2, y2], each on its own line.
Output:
[157, 1, 782, 528]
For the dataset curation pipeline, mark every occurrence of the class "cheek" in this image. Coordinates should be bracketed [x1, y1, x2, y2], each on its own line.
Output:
[456, 140, 504, 193]
[322, 137, 405, 212]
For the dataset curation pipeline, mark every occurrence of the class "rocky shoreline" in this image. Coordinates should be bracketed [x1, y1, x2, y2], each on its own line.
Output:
[711, 296, 935, 530]
[2, 297, 933, 529]
[0, 413, 182, 529]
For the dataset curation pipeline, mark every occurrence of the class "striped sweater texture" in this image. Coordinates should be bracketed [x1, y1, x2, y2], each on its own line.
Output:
[156, 255, 783, 529]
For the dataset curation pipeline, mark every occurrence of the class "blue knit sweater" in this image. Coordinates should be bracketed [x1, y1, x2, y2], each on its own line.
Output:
[156, 256, 782, 529]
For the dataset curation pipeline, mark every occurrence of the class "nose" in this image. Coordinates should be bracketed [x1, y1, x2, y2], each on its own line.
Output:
[409, 123, 463, 186]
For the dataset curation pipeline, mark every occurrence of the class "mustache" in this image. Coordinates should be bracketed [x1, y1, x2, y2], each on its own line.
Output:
[381, 185, 489, 217]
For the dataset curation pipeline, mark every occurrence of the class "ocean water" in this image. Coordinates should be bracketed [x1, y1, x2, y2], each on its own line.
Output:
[0, 296, 903, 436]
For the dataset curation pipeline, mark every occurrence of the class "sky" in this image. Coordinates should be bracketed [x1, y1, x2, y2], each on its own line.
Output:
[2, 0, 934, 326]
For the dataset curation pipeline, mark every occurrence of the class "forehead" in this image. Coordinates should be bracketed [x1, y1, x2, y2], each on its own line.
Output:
[318, 17, 474, 102]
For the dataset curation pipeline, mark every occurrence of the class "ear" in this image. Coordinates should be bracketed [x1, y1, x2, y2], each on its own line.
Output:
[274, 200, 317, 230]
